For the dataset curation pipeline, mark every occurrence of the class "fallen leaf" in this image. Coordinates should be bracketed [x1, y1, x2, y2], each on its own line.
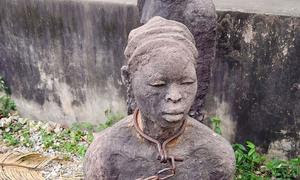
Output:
[0, 152, 57, 180]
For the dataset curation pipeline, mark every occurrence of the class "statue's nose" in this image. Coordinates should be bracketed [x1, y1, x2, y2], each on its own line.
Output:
[165, 85, 182, 103]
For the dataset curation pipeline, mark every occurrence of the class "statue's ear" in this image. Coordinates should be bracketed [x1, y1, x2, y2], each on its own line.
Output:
[121, 65, 130, 85]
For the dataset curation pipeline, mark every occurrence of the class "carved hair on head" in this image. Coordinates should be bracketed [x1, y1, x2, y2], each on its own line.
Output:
[124, 16, 198, 74]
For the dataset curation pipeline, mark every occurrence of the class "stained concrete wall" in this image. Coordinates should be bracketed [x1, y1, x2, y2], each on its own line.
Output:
[204, 12, 300, 158]
[0, 0, 139, 124]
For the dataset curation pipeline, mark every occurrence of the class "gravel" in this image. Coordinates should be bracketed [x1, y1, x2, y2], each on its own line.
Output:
[0, 114, 85, 180]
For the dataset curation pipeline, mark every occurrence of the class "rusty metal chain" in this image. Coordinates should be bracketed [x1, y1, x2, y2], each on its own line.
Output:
[133, 109, 186, 180]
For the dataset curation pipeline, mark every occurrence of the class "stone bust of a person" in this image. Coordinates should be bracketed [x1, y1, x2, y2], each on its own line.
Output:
[84, 17, 235, 180]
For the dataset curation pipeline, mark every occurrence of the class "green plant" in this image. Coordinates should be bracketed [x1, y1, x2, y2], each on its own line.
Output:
[19, 128, 33, 147]
[209, 116, 300, 179]
[0, 95, 16, 117]
[57, 109, 124, 156]
[59, 129, 89, 157]
[86, 131, 94, 144]
[233, 141, 266, 179]
[266, 157, 300, 179]
[0, 76, 16, 118]
[76, 144, 88, 157]
[210, 116, 222, 135]
[3, 132, 19, 146]
[233, 141, 300, 179]
[10, 122, 23, 132]
[50, 127, 91, 157]
[41, 130, 55, 148]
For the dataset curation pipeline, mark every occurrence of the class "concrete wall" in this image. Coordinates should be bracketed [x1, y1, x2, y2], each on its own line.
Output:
[0, 0, 139, 124]
[204, 12, 300, 158]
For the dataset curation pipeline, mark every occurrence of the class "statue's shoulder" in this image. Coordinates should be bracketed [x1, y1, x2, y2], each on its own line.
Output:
[89, 115, 134, 151]
[186, 116, 234, 153]
[184, 117, 235, 178]
[185, 116, 230, 147]
[84, 115, 135, 179]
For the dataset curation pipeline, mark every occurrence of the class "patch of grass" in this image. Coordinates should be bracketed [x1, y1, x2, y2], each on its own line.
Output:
[61, 110, 124, 156]
[0, 77, 16, 118]
[39, 128, 90, 157]
[2, 132, 19, 146]
[76, 144, 88, 157]
[266, 157, 300, 179]
[86, 131, 94, 144]
[233, 142, 300, 179]
[57, 110, 124, 156]
[20, 128, 33, 147]
[41, 130, 55, 149]
[0, 95, 16, 118]
[209, 116, 300, 179]
[0, 110, 124, 157]
[233, 141, 267, 179]
[210, 116, 222, 135]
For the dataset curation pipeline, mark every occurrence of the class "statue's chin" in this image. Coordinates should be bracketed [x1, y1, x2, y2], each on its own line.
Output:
[162, 113, 184, 123]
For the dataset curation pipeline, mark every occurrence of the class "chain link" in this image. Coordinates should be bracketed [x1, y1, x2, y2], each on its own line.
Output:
[133, 109, 186, 180]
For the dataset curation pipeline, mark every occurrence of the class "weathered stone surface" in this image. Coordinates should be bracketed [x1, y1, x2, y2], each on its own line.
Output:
[0, 0, 138, 124]
[204, 12, 300, 158]
[85, 16, 234, 180]
[126, 0, 217, 122]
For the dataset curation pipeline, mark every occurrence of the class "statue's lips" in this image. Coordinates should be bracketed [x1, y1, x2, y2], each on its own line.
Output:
[162, 112, 184, 122]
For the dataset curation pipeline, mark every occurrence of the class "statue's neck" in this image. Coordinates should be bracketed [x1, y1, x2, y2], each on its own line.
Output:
[137, 111, 183, 143]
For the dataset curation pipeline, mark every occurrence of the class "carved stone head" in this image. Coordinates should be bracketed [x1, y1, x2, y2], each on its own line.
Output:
[122, 16, 198, 128]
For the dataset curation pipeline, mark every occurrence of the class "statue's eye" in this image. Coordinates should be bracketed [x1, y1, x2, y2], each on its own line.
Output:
[149, 80, 166, 87]
[181, 79, 195, 85]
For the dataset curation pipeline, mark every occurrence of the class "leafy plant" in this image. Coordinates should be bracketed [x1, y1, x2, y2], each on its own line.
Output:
[209, 116, 300, 179]
[60, 109, 124, 156]
[77, 144, 88, 157]
[233, 141, 266, 179]
[0, 95, 16, 117]
[11, 122, 23, 132]
[86, 131, 94, 144]
[233, 141, 300, 179]
[266, 157, 300, 179]
[41, 130, 55, 148]
[2, 132, 19, 146]
[20, 128, 33, 147]
[210, 116, 222, 135]
[0, 76, 16, 118]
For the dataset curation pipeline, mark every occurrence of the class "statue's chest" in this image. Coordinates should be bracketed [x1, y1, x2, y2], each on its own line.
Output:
[111, 141, 209, 180]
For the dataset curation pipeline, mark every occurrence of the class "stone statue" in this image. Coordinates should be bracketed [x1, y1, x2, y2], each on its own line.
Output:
[84, 17, 235, 180]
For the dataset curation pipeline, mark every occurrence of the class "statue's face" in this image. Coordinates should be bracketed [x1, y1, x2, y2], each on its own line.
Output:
[132, 52, 197, 128]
